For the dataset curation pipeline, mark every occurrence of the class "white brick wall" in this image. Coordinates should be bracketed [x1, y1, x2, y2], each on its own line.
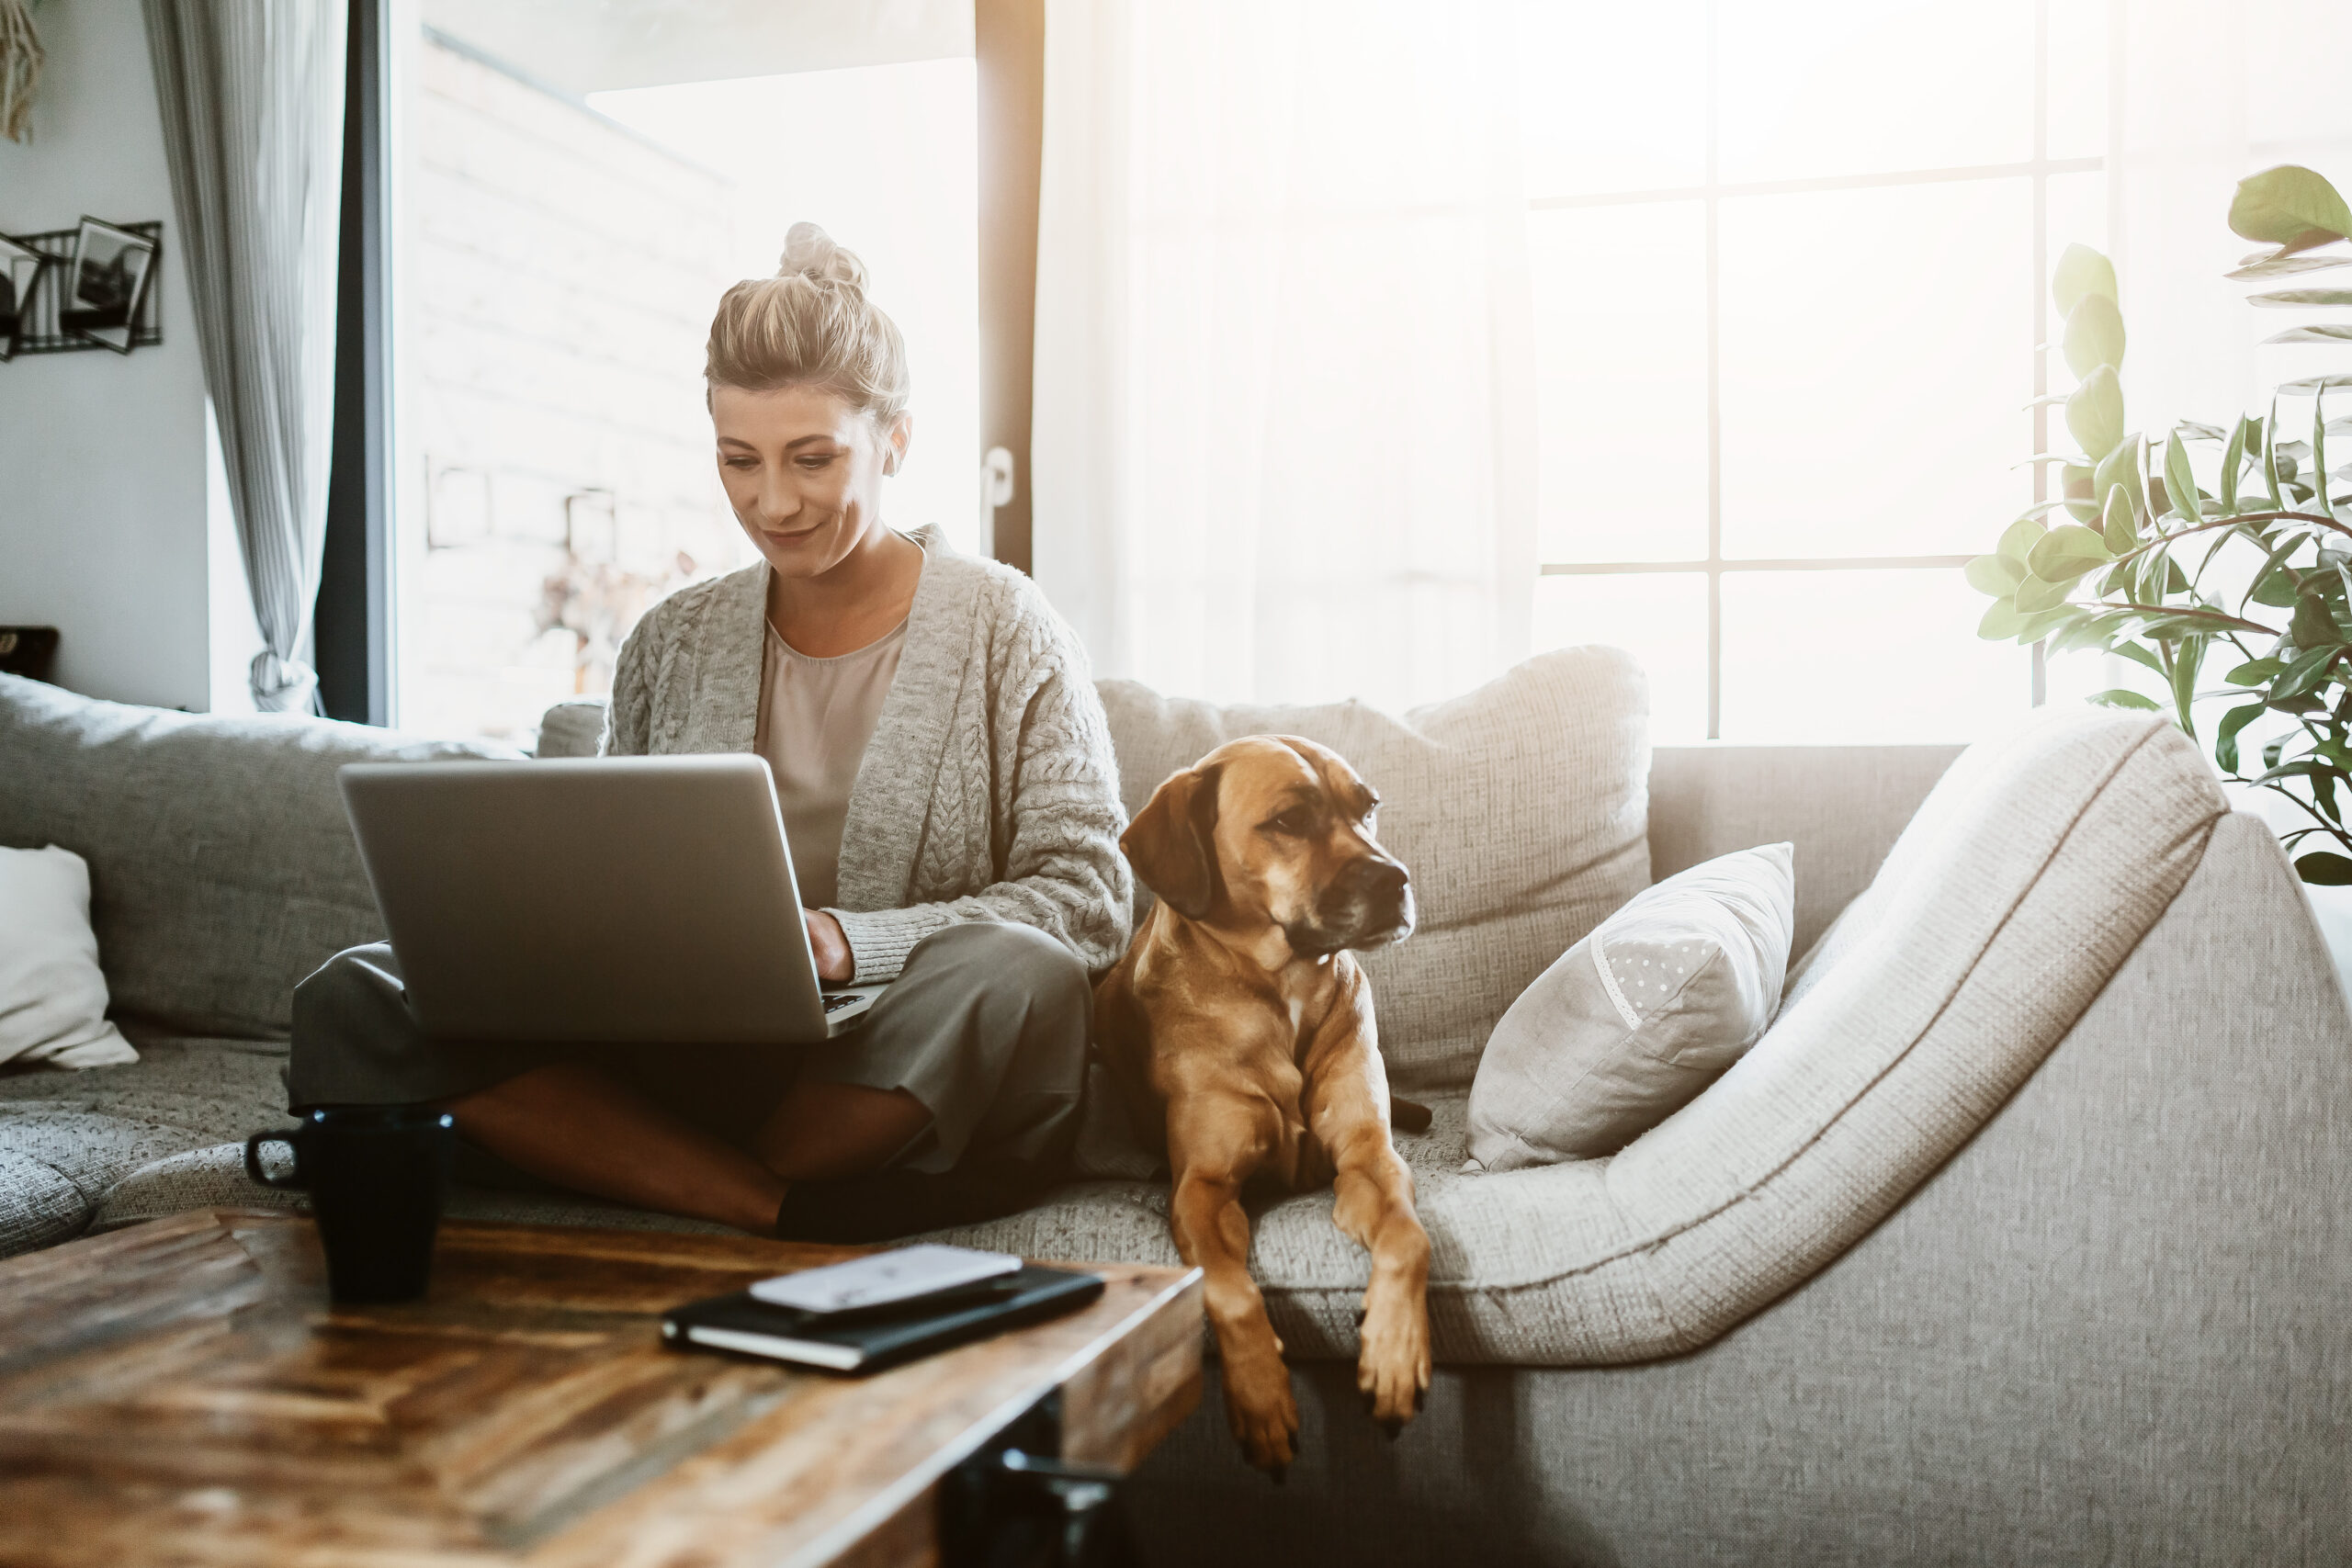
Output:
[401, 39, 752, 746]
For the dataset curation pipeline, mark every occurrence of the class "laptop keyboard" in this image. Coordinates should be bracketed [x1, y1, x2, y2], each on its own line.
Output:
[821, 994, 860, 1012]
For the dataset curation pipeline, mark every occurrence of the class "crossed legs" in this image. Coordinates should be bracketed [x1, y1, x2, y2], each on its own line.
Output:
[445, 1066, 925, 1234]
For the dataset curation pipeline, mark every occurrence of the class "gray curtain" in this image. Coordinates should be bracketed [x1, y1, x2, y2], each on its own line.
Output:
[143, 0, 345, 713]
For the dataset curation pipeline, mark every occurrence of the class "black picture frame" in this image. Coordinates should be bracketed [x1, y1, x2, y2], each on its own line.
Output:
[0, 234, 45, 362]
[59, 217, 158, 355]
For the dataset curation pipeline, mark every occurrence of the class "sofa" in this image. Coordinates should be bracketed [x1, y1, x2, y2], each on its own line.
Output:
[3, 666, 2347, 1565]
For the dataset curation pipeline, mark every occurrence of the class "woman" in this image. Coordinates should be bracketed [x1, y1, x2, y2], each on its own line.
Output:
[288, 225, 1133, 1240]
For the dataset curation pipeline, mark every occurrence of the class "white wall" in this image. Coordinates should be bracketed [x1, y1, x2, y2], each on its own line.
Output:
[0, 0, 255, 711]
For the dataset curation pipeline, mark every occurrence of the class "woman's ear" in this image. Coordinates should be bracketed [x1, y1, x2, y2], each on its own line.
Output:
[882, 411, 913, 477]
[1121, 763, 1223, 920]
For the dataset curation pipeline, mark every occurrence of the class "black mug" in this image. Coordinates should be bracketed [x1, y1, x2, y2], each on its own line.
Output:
[245, 1106, 457, 1303]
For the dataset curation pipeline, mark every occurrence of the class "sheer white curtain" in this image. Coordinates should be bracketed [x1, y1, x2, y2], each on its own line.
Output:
[1032, 0, 1535, 710]
[144, 0, 345, 713]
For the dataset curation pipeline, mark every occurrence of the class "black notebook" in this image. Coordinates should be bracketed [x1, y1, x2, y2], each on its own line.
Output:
[662, 1265, 1105, 1373]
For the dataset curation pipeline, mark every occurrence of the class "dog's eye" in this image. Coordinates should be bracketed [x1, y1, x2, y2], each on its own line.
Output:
[1266, 809, 1309, 836]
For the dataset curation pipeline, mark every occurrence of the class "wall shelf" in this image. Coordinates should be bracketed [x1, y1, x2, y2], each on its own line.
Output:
[5, 221, 164, 356]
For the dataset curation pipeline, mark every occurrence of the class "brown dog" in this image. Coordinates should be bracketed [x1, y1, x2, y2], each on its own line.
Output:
[1095, 735, 1431, 1472]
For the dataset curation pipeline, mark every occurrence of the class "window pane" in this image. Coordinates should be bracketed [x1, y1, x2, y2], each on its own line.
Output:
[1719, 568, 2027, 742]
[1531, 572, 1709, 743]
[2046, 171, 2109, 258]
[2044, 0, 2109, 163]
[1716, 0, 2036, 183]
[1717, 179, 2033, 560]
[1531, 203, 1709, 564]
[1518, 1, 1708, 198]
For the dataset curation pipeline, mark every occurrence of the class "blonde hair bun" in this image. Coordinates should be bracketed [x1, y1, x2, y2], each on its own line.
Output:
[776, 221, 869, 290]
[707, 222, 909, 420]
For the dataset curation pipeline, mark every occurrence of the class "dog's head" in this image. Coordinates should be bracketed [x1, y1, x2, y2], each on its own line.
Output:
[1122, 735, 1415, 957]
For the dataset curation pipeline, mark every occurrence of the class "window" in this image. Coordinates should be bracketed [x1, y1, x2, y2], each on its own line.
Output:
[1523, 0, 2105, 742]
[388, 6, 981, 746]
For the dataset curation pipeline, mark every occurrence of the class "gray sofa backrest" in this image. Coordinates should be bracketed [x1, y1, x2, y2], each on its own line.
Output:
[0, 675, 518, 1040]
[539, 694, 1964, 968]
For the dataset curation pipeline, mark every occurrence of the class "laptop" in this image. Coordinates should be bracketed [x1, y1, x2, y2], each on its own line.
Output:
[338, 754, 884, 1044]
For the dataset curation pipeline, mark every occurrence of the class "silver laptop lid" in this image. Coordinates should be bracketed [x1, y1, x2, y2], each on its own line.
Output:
[339, 754, 855, 1045]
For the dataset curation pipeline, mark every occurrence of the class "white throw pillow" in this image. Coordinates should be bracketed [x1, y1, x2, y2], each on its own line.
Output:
[1466, 842, 1794, 1171]
[0, 845, 139, 1069]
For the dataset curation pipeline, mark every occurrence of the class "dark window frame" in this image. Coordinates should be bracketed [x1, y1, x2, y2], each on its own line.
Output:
[316, 0, 392, 724]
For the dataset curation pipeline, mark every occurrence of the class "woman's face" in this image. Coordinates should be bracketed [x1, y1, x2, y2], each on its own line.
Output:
[711, 383, 911, 580]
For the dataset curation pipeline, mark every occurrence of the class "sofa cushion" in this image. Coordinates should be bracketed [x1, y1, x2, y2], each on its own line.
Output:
[0, 1034, 294, 1257]
[1096, 649, 1651, 1089]
[0, 675, 518, 1039]
[536, 699, 607, 760]
[1465, 841, 1794, 1170]
[0, 845, 138, 1069]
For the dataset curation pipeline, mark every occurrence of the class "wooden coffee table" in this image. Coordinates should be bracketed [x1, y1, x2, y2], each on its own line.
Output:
[0, 1208, 1202, 1567]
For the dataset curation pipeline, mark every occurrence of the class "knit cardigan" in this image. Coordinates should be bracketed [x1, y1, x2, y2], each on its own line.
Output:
[599, 529, 1134, 984]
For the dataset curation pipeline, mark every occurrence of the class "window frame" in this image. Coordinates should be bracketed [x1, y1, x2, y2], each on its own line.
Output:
[1530, 0, 2096, 738]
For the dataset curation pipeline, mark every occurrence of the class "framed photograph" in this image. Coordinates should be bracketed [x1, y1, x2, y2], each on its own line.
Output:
[0, 234, 44, 361]
[59, 218, 156, 355]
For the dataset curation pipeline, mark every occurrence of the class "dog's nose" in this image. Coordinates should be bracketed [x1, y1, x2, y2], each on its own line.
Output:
[1333, 856, 1409, 908]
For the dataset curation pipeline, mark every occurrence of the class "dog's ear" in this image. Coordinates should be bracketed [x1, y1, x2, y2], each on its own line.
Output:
[1121, 762, 1223, 920]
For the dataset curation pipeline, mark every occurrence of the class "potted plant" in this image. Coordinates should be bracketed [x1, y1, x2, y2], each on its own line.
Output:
[1971, 165, 2352, 883]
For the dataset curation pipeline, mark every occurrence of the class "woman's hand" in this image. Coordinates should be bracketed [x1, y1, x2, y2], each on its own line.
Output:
[806, 910, 854, 984]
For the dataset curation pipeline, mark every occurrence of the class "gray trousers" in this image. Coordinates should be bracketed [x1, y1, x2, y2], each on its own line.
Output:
[287, 921, 1093, 1213]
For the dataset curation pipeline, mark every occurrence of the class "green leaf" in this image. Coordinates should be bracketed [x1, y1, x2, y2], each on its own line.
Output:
[2228, 165, 2352, 254]
[2062, 293, 2127, 378]
[1996, 517, 2048, 563]
[2014, 573, 2075, 613]
[2088, 688, 2161, 710]
[1965, 554, 2027, 595]
[2226, 656, 2284, 685]
[2164, 432, 2199, 523]
[2266, 392, 2287, 508]
[2092, 434, 2147, 530]
[2220, 416, 2250, 513]
[2244, 529, 2309, 611]
[2066, 366, 2125, 460]
[2014, 606, 2084, 645]
[2226, 254, 2352, 281]
[2263, 325, 2352, 345]
[2290, 591, 2341, 653]
[2052, 243, 2119, 314]
[2215, 701, 2267, 773]
[2248, 288, 2352, 307]
[1977, 599, 2027, 640]
[2028, 524, 2113, 582]
[2061, 461, 2098, 523]
[2318, 390, 2338, 523]
[2101, 482, 2139, 554]
[2170, 635, 2205, 736]
[2295, 852, 2352, 886]
[2280, 375, 2352, 391]
[2274, 643, 2341, 699]
[2111, 640, 2165, 675]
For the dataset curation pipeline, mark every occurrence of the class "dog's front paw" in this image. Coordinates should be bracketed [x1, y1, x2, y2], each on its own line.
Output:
[1356, 1286, 1431, 1433]
[1223, 1351, 1300, 1473]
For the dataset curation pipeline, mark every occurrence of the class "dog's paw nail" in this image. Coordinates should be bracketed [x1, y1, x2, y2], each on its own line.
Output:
[1415, 1387, 1428, 1413]
[1268, 1464, 1287, 1486]
[1381, 1417, 1404, 1440]
[1353, 1308, 1367, 1326]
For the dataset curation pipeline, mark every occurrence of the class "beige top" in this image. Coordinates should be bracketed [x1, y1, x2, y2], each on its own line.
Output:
[753, 617, 908, 909]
